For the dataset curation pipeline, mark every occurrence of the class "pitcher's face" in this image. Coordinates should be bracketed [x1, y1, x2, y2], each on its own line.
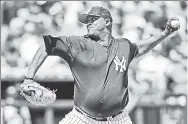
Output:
[86, 16, 106, 37]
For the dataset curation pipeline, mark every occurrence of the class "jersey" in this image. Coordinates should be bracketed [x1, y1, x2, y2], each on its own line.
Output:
[43, 35, 138, 117]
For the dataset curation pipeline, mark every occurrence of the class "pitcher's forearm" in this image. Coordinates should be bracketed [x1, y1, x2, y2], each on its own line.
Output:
[135, 30, 169, 57]
[25, 46, 48, 79]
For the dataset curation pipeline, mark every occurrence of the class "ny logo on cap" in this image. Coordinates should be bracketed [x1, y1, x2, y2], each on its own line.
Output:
[113, 56, 126, 72]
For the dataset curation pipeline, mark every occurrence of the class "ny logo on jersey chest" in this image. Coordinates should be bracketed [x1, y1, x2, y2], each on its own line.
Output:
[113, 56, 127, 72]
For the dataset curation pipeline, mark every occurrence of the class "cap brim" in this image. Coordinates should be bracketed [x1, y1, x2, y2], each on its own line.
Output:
[78, 14, 88, 24]
[78, 13, 100, 24]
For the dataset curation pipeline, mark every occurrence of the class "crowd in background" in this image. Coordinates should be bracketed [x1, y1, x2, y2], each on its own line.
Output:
[1, 1, 187, 124]
[1, 0, 187, 99]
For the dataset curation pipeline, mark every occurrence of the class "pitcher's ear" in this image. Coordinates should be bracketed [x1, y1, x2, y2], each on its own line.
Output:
[105, 18, 111, 26]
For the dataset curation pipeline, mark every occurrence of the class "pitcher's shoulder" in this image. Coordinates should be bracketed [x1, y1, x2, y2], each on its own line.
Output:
[116, 38, 131, 46]
[66, 35, 90, 42]
[117, 38, 130, 43]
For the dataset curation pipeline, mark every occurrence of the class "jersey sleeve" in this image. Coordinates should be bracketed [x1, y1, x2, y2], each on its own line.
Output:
[43, 35, 86, 62]
[130, 43, 138, 58]
[128, 41, 139, 61]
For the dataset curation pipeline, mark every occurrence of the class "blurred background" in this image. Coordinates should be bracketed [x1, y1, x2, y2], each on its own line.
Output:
[1, 1, 187, 124]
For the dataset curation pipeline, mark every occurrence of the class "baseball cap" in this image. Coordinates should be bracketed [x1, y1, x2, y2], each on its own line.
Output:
[78, 6, 112, 24]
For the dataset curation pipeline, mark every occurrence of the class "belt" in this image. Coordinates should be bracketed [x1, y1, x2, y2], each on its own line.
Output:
[75, 106, 123, 121]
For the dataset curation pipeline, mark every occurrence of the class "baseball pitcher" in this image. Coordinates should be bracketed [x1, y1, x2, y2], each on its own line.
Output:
[20, 6, 180, 124]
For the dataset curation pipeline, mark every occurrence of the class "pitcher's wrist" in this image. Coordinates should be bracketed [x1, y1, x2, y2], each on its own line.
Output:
[25, 75, 34, 80]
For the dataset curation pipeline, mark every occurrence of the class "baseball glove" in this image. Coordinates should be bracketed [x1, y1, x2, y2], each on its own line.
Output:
[20, 81, 57, 106]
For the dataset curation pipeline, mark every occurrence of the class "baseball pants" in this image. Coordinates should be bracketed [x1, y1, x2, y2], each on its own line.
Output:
[59, 106, 132, 124]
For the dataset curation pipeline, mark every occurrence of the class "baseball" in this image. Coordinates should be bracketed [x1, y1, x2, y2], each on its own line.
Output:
[170, 19, 180, 28]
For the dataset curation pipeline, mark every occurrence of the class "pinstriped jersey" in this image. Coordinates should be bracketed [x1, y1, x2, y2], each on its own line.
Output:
[43, 35, 138, 117]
